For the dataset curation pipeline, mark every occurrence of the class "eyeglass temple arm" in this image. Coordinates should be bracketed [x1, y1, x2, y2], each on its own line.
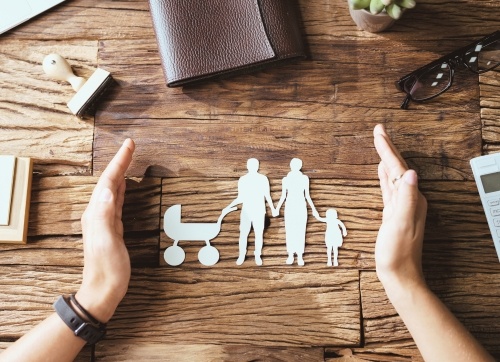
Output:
[400, 95, 411, 110]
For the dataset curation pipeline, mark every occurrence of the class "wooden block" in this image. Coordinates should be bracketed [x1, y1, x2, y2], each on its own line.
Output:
[0, 157, 33, 244]
[0, 156, 16, 226]
[93, 340, 324, 362]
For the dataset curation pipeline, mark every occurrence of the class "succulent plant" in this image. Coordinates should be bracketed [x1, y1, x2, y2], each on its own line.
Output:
[349, 0, 416, 19]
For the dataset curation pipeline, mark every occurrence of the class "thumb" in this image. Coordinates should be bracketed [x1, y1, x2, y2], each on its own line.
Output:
[395, 170, 419, 223]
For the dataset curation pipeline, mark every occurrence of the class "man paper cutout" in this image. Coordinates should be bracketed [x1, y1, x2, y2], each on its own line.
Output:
[224, 158, 276, 266]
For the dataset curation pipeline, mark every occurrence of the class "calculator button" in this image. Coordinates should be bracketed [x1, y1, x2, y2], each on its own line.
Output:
[489, 199, 500, 207]
[495, 218, 500, 227]
[491, 208, 500, 217]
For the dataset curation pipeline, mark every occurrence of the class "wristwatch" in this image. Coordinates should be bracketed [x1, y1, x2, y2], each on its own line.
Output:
[53, 295, 106, 345]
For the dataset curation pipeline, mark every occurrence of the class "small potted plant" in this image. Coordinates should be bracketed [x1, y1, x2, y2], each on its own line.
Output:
[348, 0, 416, 33]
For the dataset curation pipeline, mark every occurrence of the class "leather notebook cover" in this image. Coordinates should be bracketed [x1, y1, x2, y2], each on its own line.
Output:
[148, 0, 306, 87]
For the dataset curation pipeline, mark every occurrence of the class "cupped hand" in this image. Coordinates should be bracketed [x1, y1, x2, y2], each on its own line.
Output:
[373, 125, 427, 292]
[76, 139, 135, 323]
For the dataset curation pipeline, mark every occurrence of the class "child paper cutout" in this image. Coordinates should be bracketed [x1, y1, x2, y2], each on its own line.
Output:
[274, 158, 318, 266]
[163, 204, 236, 266]
[224, 158, 276, 266]
[315, 209, 347, 266]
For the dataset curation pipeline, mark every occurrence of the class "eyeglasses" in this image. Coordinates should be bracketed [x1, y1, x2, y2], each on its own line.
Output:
[396, 31, 500, 110]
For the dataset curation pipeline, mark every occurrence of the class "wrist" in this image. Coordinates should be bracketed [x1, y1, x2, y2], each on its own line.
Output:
[378, 270, 429, 307]
[75, 288, 118, 324]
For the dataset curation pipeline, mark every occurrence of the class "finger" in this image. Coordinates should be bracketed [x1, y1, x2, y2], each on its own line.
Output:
[374, 133, 407, 186]
[97, 139, 135, 192]
[373, 125, 408, 167]
[394, 169, 420, 224]
[90, 139, 135, 206]
[378, 161, 392, 206]
[373, 125, 409, 172]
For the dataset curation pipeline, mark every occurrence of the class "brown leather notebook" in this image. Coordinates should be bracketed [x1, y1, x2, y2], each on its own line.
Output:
[148, 0, 306, 87]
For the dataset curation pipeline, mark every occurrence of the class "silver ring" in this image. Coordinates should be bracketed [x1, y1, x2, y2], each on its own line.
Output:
[391, 173, 404, 185]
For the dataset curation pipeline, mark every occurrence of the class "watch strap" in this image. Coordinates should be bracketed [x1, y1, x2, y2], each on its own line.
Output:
[53, 295, 106, 345]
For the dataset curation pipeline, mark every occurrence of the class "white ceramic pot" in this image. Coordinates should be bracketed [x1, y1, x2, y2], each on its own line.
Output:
[348, 7, 397, 33]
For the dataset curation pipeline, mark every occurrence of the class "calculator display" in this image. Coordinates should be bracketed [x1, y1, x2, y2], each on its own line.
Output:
[480, 171, 500, 193]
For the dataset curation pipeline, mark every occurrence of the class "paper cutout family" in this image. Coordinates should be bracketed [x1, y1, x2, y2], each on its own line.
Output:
[163, 158, 347, 267]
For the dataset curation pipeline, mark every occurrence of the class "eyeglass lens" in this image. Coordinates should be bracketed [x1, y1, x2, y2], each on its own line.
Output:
[465, 38, 500, 73]
[405, 37, 499, 102]
[405, 63, 452, 101]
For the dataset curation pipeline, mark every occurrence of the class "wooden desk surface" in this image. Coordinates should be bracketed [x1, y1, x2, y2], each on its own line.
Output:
[1, 0, 499, 360]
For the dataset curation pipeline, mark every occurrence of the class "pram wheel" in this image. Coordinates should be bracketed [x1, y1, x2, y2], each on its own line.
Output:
[198, 245, 219, 266]
[164, 245, 185, 266]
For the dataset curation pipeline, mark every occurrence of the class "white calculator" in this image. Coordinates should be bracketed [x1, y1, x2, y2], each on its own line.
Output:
[470, 153, 500, 262]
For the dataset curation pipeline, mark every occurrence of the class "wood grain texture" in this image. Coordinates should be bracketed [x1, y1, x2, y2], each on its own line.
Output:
[0, 265, 360, 346]
[0, 342, 92, 361]
[93, 341, 324, 362]
[110, 268, 360, 347]
[28, 176, 160, 235]
[481, 69, 500, 153]
[94, 37, 481, 179]
[159, 178, 500, 272]
[0, 41, 97, 176]
[1, 0, 500, 359]
[360, 271, 500, 358]
[326, 347, 422, 361]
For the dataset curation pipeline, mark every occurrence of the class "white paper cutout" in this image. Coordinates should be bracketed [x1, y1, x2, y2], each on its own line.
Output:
[163, 204, 236, 266]
[315, 209, 347, 267]
[163, 158, 349, 268]
[274, 158, 319, 266]
[223, 158, 276, 266]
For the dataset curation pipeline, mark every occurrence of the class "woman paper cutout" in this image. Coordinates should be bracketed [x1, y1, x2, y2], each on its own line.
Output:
[224, 158, 276, 266]
[315, 209, 347, 266]
[274, 158, 319, 266]
[163, 204, 236, 266]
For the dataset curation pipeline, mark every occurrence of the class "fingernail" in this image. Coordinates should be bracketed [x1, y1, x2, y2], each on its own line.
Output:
[403, 170, 418, 186]
[99, 188, 113, 202]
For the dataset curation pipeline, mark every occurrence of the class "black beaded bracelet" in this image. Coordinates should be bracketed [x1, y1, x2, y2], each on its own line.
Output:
[53, 295, 106, 345]
[69, 294, 105, 328]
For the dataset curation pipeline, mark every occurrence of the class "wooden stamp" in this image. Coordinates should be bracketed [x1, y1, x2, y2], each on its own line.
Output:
[0, 156, 33, 244]
[42, 53, 113, 117]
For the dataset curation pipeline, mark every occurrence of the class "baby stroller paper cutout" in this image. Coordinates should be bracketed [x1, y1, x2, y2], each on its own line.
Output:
[315, 209, 347, 267]
[163, 204, 236, 266]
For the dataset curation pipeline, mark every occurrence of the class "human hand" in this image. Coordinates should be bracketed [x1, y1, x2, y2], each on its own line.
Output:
[373, 125, 427, 294]
[76, 139, 135, 323]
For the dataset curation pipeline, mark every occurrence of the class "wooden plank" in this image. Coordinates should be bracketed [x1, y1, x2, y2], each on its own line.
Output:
[93, 341, 324, 362]
[481, 69, 500, 153]
[302, 0, 499, 42]
[0, 265, 360, 346]
[3, 0, 497, 42]
[94, 37, 481, 179]
[360, 271, 500, 357]
[326, 347, 422, 361]
[29, 176, 161, 236]
[0, 234, 157, 268]
[159, 177, 379, 269]
[0, 342, 92, 361]
[1, 0, 153, 41]
[111, 268, 360, 347]
[0, 41, 96, 176]
[158, 178, 499, 272]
